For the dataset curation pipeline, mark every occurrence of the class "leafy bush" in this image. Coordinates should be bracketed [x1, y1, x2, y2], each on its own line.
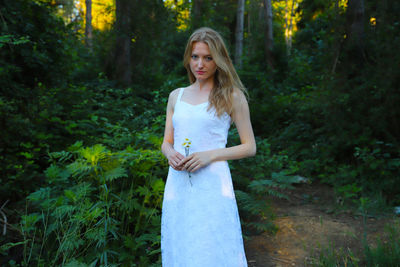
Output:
[1, 105, 303, 265]
[230, 133, 302, 235]
[0, 0, 90, 202]
[308, 221, 400, 267]
[308, 244, 360, 267]
[364, 222, 400, 267]
[2, 137, 167, 266]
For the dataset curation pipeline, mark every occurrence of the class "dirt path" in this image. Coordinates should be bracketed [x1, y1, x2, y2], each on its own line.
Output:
[244, 182, 396, 266]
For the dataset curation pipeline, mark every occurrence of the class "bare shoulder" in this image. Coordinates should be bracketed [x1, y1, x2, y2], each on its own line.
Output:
[232, 88, 248, 107]
[169, 88, 181, 99]
[167, 88, 183, 108]
[231, 88, 250, 121]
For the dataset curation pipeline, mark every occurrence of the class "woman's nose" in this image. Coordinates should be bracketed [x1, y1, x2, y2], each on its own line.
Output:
[198, 58, 204, 67]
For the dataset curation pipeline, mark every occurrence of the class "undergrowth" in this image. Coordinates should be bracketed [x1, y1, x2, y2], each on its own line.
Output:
[0, 120, 299, 265]
[307, 218, 400, 266]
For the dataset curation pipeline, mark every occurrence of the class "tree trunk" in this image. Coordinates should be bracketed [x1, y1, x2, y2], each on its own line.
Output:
[331, 0, 344, 74]
[192, 0, 203, 29]
[84, 0, 93, 50]
[115, 0, 132, 86]
[378, 0, 387, 26]
[263, 0, 274, 70]
[287, 0, 296, 55]
[235, 0, 245, 69]
[247, 4, 252, 57]
[345, 0, 366, 66]
[284, 0, 289, 49]
[347, 0, 365, 50]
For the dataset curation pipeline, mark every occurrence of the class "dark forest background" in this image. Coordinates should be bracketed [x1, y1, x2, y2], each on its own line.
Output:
[1, 0, 399, 265]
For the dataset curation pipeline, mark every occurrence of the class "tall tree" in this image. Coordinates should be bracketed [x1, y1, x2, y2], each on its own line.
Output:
[115, 0, 132, 86]
[346, 0, 365, 61]
[85, 0, 93, 49]
[331, 0, 346, 74]
[286, 0, 296, 55]
[263, 0, 274, 69]
[192, 0, 203, 29]
[235, 0, 245, 68]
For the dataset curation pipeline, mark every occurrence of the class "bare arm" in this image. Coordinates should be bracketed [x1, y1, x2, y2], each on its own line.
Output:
[210, 90, 256, 161]
[180, 90, 256, 172]
[161, 89, 185, 170]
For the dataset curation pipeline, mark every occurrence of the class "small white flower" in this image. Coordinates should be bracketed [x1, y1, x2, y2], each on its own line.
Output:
[182, 138, 192, 186]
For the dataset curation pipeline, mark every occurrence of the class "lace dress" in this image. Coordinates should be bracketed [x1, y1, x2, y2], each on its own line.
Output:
[161, 87, 248, 267]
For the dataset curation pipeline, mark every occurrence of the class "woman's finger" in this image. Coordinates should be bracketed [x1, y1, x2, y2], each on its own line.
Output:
[172, 163, 182, 171]
[169, 159, 176, 167]
[173, 157, 182, 166]
[183, 157, 194, 169]
[169, 157, 182, 170]
[168, 160, 175, 169]
[191, 163, 201, 172]
[190, 160, 203, 172]
[178, 155, 192, 167]
[186, 158, 200, 172]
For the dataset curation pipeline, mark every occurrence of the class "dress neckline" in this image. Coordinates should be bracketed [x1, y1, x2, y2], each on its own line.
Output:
[180, 100, 208, 107]
[179, 87, 209, 107]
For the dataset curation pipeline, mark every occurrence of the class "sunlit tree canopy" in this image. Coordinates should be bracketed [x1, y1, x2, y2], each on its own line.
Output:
[272, 0, 302, 38]
[164, 0, 190, 31]
[75, 0, 115, 31]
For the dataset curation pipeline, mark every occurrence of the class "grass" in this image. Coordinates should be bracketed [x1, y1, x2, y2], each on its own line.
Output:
[307, 220, 400, 267]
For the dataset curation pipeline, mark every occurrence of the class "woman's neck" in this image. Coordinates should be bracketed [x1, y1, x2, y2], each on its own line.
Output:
[194, 78, 214, 92]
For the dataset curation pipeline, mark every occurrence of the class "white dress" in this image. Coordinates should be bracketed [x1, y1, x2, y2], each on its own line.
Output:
[161, 87, 248, 267]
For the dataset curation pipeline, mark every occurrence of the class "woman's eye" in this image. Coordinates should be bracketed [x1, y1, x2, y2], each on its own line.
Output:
[191, 55, 198, 59]
[206, 56, 213, 61]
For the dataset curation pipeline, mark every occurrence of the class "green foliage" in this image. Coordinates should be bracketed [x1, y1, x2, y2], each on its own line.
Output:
[0, 35, 30, 47]
[0, 0, 92, 202]
[15, 139, 166, 266]
[231, 134, 302, 235]
[308, 222, 400, 267]
[247, 0, 400, 207]
[364, 223, 400, 267]
[308, 244, 360, 267]
[2, 0, 400, 265]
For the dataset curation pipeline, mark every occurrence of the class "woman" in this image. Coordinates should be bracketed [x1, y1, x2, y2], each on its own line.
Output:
[161, 27, 256, 267]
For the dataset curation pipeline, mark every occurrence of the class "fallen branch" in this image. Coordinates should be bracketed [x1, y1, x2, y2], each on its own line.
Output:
[268, 256, 295, 265]
[0, 200, 9, 235]
[0, 217, 23, 234]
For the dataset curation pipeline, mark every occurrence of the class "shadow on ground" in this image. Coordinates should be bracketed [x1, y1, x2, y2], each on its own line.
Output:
[244, 182, 397, 267]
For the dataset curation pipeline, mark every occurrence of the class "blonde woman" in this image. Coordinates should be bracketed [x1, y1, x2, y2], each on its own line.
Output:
[161, 27, 256, 266]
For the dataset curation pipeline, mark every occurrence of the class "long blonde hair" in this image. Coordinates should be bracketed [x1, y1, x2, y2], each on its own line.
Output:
[183, 27, 246, 116]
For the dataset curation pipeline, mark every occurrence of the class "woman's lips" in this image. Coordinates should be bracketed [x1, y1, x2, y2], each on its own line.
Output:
[196, 71, 206, 75]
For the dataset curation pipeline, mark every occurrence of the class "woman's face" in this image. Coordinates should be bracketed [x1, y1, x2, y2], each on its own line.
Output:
[189, 42, 217, 82]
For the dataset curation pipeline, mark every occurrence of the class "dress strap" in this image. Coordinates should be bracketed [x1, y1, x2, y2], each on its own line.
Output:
[175, 88, 185, 108]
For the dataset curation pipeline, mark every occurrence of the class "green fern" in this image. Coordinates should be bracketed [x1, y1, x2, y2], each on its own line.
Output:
[232, 137, 301, 235]
[79, 144, 109, 166]
[67, 159, 92, 179]
[104, 166, 128, 182]
[20, 141, 165, 266]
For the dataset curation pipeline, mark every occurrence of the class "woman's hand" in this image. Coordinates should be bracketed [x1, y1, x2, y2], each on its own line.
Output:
[179, 151, 213, 173]
[167, 150, 185, 171]
[162, 89, 186, 171]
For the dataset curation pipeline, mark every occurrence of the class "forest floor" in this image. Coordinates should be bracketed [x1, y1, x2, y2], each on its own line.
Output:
[244, 182, 398, 267]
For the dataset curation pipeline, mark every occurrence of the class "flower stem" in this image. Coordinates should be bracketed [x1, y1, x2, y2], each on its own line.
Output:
[185, 147, 192, 186]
